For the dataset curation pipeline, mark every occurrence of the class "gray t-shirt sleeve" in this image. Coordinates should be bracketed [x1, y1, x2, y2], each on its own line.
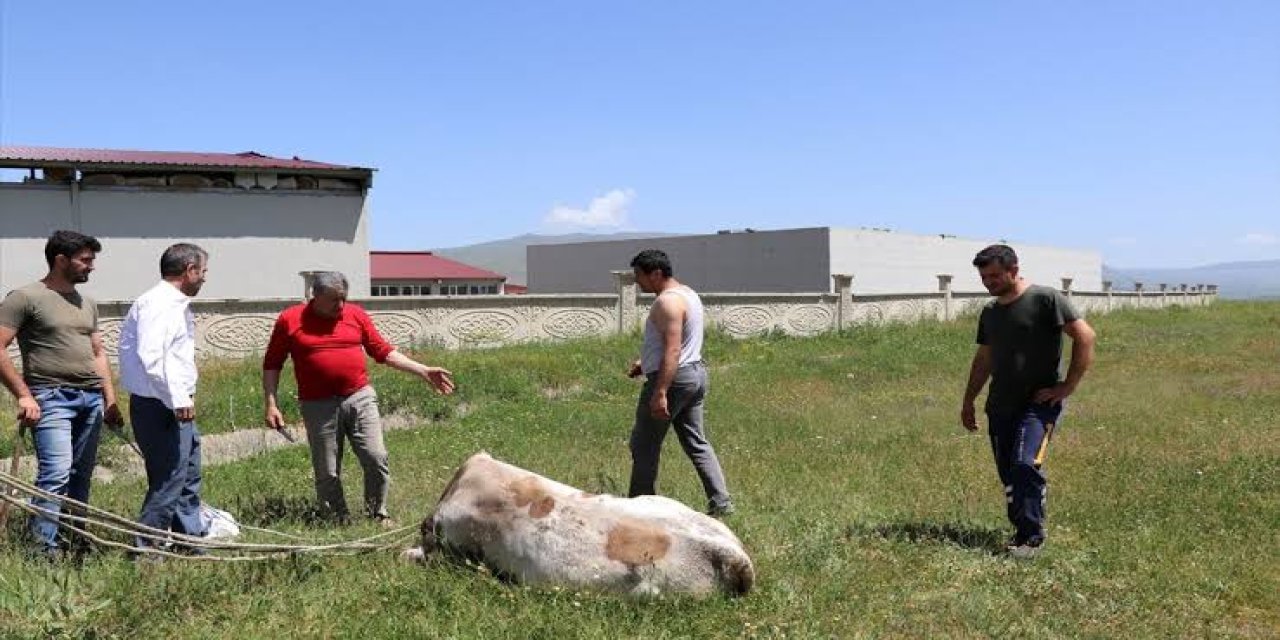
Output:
[0, 289, 29, 331]
[975, 305, 991, 345]
[1050, 290, 1081, 326]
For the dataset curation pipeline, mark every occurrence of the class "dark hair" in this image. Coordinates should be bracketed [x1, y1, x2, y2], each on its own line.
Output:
[972, 244, 1018, 269]
[160, 243, 208, 277]
[44, 230, 102, 268]
[630, 249, 673, 278]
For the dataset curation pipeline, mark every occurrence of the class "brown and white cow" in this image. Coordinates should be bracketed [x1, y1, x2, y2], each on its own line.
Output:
[402, 452, 754, 597]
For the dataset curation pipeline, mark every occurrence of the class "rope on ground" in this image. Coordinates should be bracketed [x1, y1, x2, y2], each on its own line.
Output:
[0, 468, 419, 560]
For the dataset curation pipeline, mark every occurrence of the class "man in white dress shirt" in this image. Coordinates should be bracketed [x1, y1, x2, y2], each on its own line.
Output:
[118, 243, 209, 552]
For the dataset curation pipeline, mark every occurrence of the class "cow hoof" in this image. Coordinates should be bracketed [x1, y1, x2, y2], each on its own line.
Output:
[400, 547, 426, 564]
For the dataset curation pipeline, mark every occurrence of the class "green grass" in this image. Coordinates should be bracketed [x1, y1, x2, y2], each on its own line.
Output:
[0, 302, 1277, 638]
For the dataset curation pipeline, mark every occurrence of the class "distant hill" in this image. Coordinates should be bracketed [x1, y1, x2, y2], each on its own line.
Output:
[432, 232, 682, 285]
[1104, 260, 1280, 300]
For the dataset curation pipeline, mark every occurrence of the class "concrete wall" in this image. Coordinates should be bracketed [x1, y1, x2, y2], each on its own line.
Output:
[528, 228, 831, 293]
[0, 184, 370, 300]
[828, 229, 1103, 295]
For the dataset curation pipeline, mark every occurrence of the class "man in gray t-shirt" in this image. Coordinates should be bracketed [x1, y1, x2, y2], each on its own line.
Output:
[960, 244, 1096, 558]
[0, 230, 123, 558]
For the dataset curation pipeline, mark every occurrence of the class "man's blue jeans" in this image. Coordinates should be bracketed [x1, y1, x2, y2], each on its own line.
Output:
[29, 386, 104, 551]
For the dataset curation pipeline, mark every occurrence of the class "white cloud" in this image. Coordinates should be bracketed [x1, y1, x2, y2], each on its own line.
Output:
[1237, 232, 1278, 246]
[543, 188, 635, 229]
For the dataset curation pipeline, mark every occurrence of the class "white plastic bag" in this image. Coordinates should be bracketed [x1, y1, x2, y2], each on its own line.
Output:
[200, 503, 241, 540]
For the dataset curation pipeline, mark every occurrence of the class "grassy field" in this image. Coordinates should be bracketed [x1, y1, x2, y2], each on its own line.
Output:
[0, 301, 1276, 639]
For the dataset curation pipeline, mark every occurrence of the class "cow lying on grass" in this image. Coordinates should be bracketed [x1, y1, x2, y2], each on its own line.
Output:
[402, 452, 754, 597]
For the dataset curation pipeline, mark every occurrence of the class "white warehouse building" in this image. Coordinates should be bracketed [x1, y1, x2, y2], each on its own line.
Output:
[0, 145, 375, 300]
[528, 227, 1102, 294]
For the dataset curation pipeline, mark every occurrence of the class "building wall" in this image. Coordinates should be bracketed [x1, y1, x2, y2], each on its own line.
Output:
[827, 229, 1103, 294]
[528, 228, 831, 293]
[0, 184, 370, 299]
[527, 226, 1102, 295]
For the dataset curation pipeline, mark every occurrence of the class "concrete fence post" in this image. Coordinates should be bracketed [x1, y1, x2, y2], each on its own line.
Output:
[833, 274, 854, 330]
[1134, 282, 1144, 307]
[1102, 280, 1113, 312]
[612, 270, 639, 334]
[936, 274, 953, 321]
[299, 270, 319, 300]
[1060, 277, 1074, 302]
[1179, 284, 1188, 306]
[1158, 283, 1167, 308]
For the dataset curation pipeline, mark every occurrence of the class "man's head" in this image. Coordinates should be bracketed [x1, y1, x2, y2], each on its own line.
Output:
[44, 230, 102, 284]
[309, 271, 349, 318]
[972, 244, 1020, 297]
[630, 249, 673, 294]
[160, 243, 209, 297]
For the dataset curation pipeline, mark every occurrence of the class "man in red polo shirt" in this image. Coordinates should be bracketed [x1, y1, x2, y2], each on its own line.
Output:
[262, 272, 455, 525]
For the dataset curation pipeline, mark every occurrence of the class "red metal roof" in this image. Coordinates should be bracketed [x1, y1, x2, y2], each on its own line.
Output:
[0, 145, 372, 173]
[370, 251, 507, 281]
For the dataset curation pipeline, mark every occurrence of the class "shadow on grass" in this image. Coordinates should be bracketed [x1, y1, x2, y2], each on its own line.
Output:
[846, 521, 1007, 554]
[225, 495, 345, 528]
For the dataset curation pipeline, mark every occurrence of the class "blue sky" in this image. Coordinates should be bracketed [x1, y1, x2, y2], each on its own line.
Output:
[1, 1, 1276, 268]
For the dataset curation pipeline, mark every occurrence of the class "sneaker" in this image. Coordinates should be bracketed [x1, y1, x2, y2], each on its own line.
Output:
[707, 502, 736, 518]
[1006, 535, 1045, 559]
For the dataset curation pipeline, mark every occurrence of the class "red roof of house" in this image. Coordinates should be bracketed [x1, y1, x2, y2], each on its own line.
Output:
[370, 251, 506, 281]
[0, 145, 372, 174]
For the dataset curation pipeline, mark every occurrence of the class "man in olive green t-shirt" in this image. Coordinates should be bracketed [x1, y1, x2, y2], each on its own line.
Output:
[0, 230, 123, 559]
[960, 244, 1096, 559]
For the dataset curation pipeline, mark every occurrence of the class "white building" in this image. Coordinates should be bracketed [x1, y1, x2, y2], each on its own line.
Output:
[528, 227, 1102, 294]
[0, 145, 374, 300]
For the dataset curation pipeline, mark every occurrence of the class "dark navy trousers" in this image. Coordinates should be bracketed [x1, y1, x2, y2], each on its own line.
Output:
[130, 394, 206, 546]
[987, 402, 1062, 541]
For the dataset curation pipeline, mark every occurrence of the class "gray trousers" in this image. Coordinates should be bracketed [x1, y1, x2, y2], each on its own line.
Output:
[299, 386, 390, 518]
[628, 362, 732, 511]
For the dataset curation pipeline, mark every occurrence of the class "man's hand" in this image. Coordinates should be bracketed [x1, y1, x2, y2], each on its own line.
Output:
[174, 407, 195, 422]
[265, 406, 287, 430]
[16, 395, 40, 426]
[420, 366, 456, 395]
[960, 401, 978, 432]
[103, 402, 124, 428]
[1034, 383, 1074, 406]
[627, 360, 643, 379]
[648, 391, 670, 421]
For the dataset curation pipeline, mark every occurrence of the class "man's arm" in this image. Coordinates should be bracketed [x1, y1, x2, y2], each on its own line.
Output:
[647, 294, 685, 421]
[383, 350, 455, 395]
[960, 345, 992, 432]
[1035, 319, 1096, 404]
[0, 325, 39, 425]
[262, 314, 292, 430]
[262, 368, 288, 429]
[89, 331, 123, 426]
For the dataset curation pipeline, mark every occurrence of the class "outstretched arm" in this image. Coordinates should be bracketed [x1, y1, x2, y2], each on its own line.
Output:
[384, 350, 456, 395]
